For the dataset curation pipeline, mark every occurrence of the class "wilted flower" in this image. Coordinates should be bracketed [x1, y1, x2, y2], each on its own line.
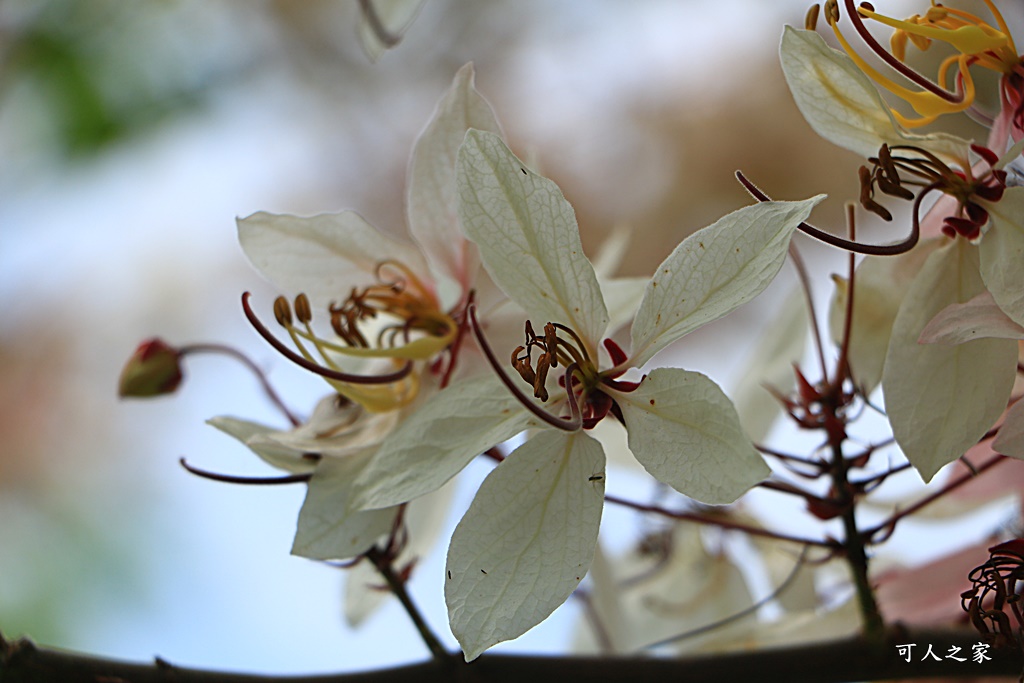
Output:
[962, 539, 1024, 647]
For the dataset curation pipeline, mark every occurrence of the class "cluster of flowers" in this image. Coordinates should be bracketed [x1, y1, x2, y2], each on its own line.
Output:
[781, 0, 1023, 481]
[120, 0, 1023, 660]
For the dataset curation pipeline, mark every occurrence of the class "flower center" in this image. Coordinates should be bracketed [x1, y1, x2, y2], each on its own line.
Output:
[328, 261, 455, 353]
[860, 143, 1007, 240]
[511, 321, 599, 402]
[509, 321, 640, 429]
[821, 0, 1018, 127]
[244, 260, 461, 412]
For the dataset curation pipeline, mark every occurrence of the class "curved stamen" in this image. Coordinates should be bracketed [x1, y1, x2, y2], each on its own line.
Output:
[553, 337, 587, 369]
[843, 0, 965, 104]
[863, 4, 1007, 61]
[468, 305, 581, 432]
[551, 323, 593, 365]
[599, 376, 640, 394]
[888, 144, 966, 180]
[977, 0, 1016, 57]
[242, 292, 413, 384]
[179, 457, 313, 485]
[562, 362, 584, 430]
[376, 259, 436, 305]
[735, 171, 920, 256]
[293, 317, 454, 360]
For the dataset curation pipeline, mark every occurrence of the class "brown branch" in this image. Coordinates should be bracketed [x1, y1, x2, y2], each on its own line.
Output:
[2, 628, 1021, 683]
[604, 493, 837, 548]
[364, 547, 448, 661]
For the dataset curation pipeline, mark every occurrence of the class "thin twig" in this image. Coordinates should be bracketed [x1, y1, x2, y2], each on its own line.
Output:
[862, 453, 1007, 544]
[364, 547, 449, 661]
[179, 342, 301, 426]
[604, 494, 836, 548]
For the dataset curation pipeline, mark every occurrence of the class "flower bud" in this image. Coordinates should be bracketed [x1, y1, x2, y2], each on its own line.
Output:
[118, 338, 183, 398]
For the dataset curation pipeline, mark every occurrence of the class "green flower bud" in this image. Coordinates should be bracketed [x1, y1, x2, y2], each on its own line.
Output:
[118, 338, 183, 398]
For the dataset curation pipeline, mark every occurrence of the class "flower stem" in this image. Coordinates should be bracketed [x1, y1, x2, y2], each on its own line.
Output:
[178, 342, 301, 426]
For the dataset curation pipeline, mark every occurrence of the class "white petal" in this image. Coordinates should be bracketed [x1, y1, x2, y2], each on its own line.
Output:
[351, 375, 537, 510]
[445, 430, 605, 661]
[343, 560, 386, 627]
[206, 416, 316, 474]
[827, 239, 941, 393]
[883, 240, 1017, 481]
[629, 197, 823, 368]
[457, 129, 609, 353]
[612, 368, 769, 505]
[253, 398, 399, 459]
[979, 187, 1024, 327]
[358, 0, 424, 62]
[292, 451, 398, 561]
[919, 290, 1024, 344]
[237, 210, 427, 309]
[993, 400, 1024, 458]
[408, 64, 502, 301]
[779, 27, 969, 161]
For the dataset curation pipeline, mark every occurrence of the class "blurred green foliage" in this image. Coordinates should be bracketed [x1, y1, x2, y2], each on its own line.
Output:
[1, 0, 213, 157]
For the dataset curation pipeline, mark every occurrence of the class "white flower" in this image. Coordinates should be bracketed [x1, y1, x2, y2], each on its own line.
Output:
[207, 65, 504, 625]
[780, 23, 1023, 481]
[349, 129, 821, 659]
[237, 62, 504, 412]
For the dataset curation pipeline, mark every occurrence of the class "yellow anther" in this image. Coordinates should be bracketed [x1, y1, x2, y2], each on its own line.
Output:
[295, 317, 456, 361]
[533, 352, 551, 402]
[512, 346, 537, 385]
[806, 4, 820, 31]
[824, 0, 839, 25]
[273, 296, 292, 326]
[543, 323, 559, 368]
[294, 293, 312, 324]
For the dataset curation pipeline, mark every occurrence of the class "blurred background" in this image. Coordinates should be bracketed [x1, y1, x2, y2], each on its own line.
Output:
[1, 0, 1017, 675]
